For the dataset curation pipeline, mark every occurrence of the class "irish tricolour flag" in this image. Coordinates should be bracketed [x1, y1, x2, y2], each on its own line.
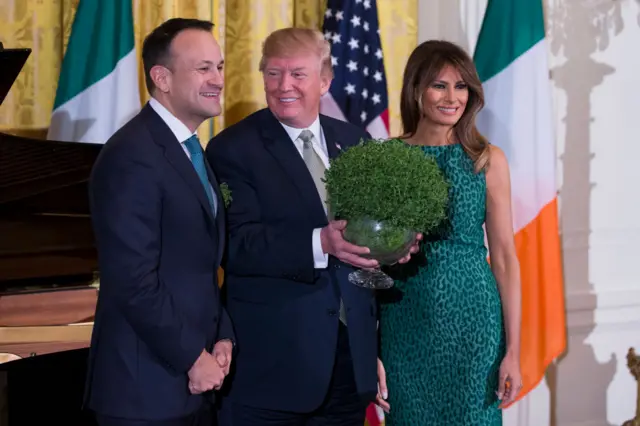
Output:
[474, 0, 567, 406]
[47, 0, 140, 143]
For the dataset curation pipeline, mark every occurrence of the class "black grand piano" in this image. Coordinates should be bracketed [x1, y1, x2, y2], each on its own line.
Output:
[0, 45, 101, 425]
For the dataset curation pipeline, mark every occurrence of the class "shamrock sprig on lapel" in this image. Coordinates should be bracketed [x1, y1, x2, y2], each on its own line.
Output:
[220, 182, 232, 208]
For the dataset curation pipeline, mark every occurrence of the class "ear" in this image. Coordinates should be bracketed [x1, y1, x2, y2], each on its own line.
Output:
[320, 73, 332, 96]
[150, 65, 171, 93]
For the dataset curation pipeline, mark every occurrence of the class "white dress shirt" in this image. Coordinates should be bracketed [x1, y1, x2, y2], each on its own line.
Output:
[279, 117, 330, 269]
[148, 97, 217, 216]
[149, 97, 195, 157]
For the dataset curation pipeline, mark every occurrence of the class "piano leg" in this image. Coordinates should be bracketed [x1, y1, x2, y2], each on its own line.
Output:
[1, 348, 97, 426]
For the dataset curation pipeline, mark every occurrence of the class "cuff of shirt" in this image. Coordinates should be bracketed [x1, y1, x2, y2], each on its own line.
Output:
[312, 228, 328, 269]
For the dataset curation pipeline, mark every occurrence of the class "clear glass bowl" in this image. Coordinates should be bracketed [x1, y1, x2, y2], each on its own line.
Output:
[343, 217, 416, 289]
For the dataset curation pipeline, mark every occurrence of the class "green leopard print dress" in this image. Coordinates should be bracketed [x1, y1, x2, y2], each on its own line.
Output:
[380, 143, 505, 426]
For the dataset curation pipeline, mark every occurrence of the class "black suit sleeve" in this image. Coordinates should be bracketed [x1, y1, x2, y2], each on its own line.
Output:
[91, 146, 205, 373]
[214, 280, 236, 355]
[207, 139, 315, 283]
[217, 305, 235, 343]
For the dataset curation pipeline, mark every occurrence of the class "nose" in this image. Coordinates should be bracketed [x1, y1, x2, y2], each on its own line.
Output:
[444, 86, 455, 102]
[278, 74, 293, 91]
[207, 69, 223, 87]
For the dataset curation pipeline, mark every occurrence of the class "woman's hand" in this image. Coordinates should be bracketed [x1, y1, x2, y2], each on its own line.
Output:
[497, 352, 522, 408]
[397, 233, 423, 264]
[376, 358, 390, 413]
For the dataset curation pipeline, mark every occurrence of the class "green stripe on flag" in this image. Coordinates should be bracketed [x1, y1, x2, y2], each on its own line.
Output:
[473, 0, 545, 83]
[53, 0, 135, 109]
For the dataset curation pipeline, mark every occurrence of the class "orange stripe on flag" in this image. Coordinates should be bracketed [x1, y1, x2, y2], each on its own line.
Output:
[504, 197, 566, 407]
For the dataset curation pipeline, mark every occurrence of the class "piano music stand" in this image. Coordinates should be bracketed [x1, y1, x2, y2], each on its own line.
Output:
[0, 48, 31, 105]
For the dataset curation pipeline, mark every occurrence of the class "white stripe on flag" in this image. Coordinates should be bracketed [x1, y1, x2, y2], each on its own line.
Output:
[320, 93, 389, 139]
[477, 39, 556, 232]
[366, 115, 389, 139]
[48, 49, 140, 143]
[320, 92, 347, 122]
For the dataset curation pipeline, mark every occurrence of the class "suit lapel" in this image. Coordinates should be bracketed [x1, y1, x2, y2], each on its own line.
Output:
[142, 105, 217, 228]
[260, 110, 327, 219]
[321, 116, 342, 161]
[205, 161, 225, 263]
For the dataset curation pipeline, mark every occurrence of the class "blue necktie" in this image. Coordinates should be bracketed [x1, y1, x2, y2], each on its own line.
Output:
[183, 135, 216, 215]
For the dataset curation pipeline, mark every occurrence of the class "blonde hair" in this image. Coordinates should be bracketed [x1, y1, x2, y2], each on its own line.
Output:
[259, 27, 333, 77]
[400, 40, 490, 173]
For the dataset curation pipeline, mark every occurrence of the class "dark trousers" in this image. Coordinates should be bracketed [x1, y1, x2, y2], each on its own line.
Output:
[218, 323, 368, 426]
[95, 403, 213, 426]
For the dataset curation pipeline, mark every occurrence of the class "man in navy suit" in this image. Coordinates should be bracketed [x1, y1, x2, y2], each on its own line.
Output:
[85, 18, 234, 426]
[207, 28, 418, 425]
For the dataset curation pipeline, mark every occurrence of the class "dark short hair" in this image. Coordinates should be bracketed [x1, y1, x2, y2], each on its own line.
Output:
[141, 18, 214, 94]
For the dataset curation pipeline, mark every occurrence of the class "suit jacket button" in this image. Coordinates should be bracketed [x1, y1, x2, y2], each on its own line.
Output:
[327, 309, 337, 316]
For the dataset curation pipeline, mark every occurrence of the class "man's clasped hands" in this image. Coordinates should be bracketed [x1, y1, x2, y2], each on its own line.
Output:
[187, 340, 234, 394]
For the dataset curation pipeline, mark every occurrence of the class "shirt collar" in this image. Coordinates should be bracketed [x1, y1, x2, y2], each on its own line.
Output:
[278, 116, 321, 144]
[148, 97, 196, 143]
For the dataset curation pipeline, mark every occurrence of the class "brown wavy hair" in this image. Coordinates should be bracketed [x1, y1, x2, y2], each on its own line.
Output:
[399, 40, 490, 172]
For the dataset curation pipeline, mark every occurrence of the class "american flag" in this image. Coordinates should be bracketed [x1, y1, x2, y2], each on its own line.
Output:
[320, 0, 390, 140]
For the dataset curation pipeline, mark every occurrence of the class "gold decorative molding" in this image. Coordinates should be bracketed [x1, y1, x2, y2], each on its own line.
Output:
[623, 347, 640, 426]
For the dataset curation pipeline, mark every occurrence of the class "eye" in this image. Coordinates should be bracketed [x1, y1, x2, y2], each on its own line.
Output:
[432, 83, 445, 89]
[456, 83, 468, 90]
[292, 72, 305, 79]
[198, 66, 210, 73]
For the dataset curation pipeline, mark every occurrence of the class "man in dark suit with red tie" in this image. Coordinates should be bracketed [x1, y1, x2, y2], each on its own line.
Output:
[85, 18, 234, 426]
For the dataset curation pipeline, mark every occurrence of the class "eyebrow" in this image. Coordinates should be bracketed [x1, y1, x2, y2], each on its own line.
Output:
[198, 59, 224, 66]
[433, 79, 466, 84]
[265, 66, 308, 72]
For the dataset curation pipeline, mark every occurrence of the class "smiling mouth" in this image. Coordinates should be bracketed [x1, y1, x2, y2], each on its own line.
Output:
[279, 97, 299, 104]
[201, 92, 220, 98]
[437, 106, 458, 115]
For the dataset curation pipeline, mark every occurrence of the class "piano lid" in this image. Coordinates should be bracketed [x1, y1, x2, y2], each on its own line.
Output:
[0, 44, 102, 207]
[0, 46, 31, 106]
[0, 44, 101, 284]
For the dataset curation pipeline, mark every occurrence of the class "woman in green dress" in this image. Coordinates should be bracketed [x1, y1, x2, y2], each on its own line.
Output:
[376, 40, 523, 425]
